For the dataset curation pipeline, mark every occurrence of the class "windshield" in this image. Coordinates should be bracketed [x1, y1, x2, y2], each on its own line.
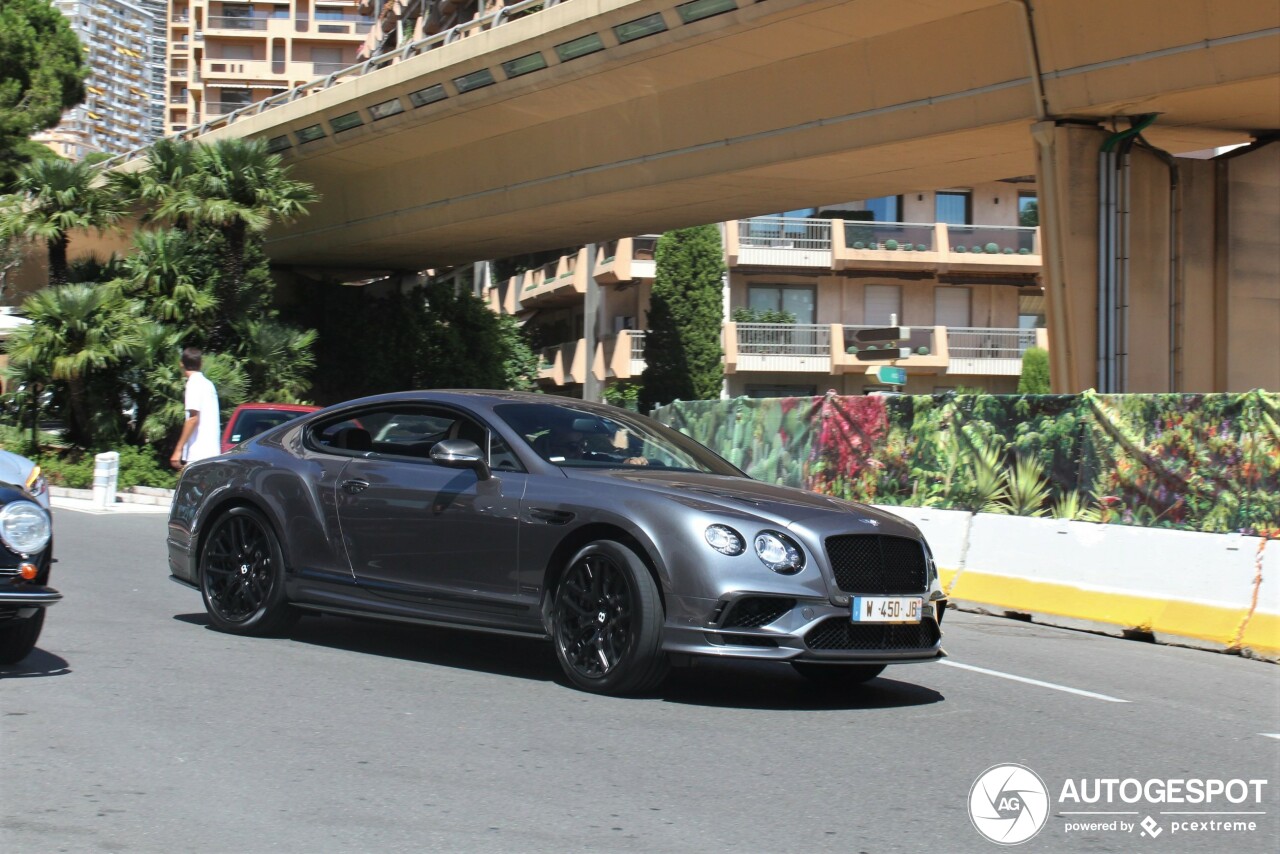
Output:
[493, 402, 742, 475]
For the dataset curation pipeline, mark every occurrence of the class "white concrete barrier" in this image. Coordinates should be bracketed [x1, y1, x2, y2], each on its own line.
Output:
[875, 505, 1278, 661]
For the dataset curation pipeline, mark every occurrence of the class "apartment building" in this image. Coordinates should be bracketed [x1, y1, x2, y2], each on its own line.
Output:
[165, 1, 374, 135]
[34, 0, 161, 160]
[483, 179, 1047, 398]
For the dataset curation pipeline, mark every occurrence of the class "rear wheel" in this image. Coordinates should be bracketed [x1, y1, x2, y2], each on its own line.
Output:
[200, 506, 298, 636]
[0, 609, 45, 665]
[792, 662, 886, 686]
[551, 540, 668, 695]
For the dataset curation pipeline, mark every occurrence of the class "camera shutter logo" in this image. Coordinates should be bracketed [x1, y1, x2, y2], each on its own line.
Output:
[969, 764, 1050, 845]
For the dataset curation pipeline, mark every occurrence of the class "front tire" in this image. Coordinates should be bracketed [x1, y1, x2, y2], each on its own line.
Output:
[199, 506, 297, 636]
[551, 540, 668, 695]
[792, 662, 886, 687]
[0, 609, 45, 665]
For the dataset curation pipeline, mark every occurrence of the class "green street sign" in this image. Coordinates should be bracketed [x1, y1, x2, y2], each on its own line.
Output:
[873, 366, 907, 385]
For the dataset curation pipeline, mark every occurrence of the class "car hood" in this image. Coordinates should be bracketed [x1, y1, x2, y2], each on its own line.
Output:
[562, 468, 917, 534]
[0, 449, 33, 492]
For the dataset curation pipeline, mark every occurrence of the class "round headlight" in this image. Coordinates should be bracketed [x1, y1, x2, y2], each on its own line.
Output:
[754, 530, 804, 574]
[0, 500, 51, 555]
[705, 524, 745, 556]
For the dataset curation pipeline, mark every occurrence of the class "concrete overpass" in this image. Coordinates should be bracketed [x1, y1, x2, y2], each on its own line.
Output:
[155, 0, 1277, 274]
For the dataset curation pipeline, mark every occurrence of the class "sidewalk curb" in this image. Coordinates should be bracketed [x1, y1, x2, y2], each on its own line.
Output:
[49, 485, 174, 507]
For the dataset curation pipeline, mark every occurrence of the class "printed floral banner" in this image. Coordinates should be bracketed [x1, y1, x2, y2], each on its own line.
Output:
[655, 390, 1280, 538]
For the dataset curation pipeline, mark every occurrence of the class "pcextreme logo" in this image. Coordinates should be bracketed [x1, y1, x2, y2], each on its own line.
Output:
[969, 764, 1051, 845]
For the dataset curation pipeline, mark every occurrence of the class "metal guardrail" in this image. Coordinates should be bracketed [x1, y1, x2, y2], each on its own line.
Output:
[737, 323, 830, 356]
[739, 217, 831, 251]
[947, 327, 1037, 359]
[102, 0, 561, 168]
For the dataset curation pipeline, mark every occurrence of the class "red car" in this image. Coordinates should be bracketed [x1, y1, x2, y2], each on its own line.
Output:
[221, 403, 320, 453]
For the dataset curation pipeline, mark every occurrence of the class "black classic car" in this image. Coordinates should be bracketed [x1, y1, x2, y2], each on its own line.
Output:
[0, 449, 57, 665]
[167, 391, 946, 694]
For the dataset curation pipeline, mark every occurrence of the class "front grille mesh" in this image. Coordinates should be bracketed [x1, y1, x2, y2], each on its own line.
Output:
[722, 596, 795, 628]
[826, 535, 928, 593]
[804, 618, 940, 651]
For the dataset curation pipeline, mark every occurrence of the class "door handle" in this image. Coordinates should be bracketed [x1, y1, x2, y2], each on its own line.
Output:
[341, 479, 370, 494]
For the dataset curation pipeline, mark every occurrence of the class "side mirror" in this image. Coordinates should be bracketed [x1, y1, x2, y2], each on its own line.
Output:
[430, 439, 491, 480]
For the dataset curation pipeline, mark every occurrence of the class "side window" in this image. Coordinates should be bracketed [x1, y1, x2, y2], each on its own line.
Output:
[312, 406, 508, 465]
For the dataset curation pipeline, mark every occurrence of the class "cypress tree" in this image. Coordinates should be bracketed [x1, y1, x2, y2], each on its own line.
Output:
[1018, 345, 1051, 394]
[640, 224, 725, 411]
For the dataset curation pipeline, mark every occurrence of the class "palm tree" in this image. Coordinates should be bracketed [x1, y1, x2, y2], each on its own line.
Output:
[108, 138, 199, 228]
[120, 228, 217, 337]
[156, 139, 318, 346]
[0, 158, 123, 286]
[5, 283, 137, 445]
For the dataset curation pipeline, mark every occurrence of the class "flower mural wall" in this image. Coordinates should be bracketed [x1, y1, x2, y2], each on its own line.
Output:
[655, 390, 1280, 537]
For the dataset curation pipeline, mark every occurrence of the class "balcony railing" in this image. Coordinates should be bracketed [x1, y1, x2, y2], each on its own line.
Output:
[946, 224, 1037, 255]
[739, 217, 831, 251]
[738, 323, 831, 357]
[946, 327, 1038, 359]
[844, 220, 936, 252]
[207, 15, 268, 30]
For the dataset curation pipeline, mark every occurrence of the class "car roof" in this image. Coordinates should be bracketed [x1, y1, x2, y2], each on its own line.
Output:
[232, 402, 321, 413]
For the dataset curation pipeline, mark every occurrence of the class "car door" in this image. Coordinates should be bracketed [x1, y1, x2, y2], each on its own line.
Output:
[329, 405, 527, 615]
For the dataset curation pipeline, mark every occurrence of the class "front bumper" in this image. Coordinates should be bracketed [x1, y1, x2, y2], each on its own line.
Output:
[0, 581, 62, 620]
[661, 592, 946, 664]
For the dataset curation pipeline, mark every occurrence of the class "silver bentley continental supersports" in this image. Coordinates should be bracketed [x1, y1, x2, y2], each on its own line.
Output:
[167, 391, 947, 694]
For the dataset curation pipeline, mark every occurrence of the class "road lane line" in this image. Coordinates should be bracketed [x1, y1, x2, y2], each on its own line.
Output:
[1261, 733, 1280, 740]
[939, 660, 1129, 703]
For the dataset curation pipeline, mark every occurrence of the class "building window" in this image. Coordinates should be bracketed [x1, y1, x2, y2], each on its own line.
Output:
[935, 191, 971, 225]
[935, 287, 971, 327]
[864, 284, 901, 326]
[864, 195, 901, 222]
[1018, 192, 1039, 227]
[747, 285, 815, 324]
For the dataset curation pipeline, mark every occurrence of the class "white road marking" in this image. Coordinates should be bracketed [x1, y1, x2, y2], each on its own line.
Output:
[940, 660, 1129, 703]
[1260, 733, 1280, 740]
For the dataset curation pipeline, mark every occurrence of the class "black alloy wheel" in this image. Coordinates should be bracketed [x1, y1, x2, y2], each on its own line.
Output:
[792, 662, 886, 687]
[200, 506, 297, 636]
[0, 609, 45, 665]
[551, 540, 667, 695]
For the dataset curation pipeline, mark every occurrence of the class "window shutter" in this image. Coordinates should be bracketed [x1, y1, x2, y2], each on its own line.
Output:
[864, 285, 901, 326]
[935, 287, 971, 327]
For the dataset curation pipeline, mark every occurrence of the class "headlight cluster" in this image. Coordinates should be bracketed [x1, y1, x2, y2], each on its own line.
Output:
[704, 524, 804, 574]
[0, 500, 51, 555]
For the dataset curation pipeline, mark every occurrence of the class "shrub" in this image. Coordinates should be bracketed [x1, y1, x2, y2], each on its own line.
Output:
[1018, 346, 1051, 394]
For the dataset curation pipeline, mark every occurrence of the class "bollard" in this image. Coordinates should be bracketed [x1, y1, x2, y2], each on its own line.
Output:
[92, 451, 120, 509]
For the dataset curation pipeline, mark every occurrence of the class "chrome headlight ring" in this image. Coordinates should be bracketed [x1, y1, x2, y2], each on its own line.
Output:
[0, 500, 52, 555]
[753, 530, 804, 575]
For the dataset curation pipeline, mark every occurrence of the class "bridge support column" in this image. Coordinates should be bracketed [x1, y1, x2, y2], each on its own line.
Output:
[1034, 122, 1279, 393]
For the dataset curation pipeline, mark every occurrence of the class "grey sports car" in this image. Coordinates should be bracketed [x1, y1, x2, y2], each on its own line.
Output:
[167, 390, 946, 694]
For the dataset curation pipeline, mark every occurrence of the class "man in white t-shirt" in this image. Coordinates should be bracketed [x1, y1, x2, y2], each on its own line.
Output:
[170, 346, 222, 469]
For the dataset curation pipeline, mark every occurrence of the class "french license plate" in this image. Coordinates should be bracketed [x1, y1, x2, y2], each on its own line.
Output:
[852, 596, 923, 623]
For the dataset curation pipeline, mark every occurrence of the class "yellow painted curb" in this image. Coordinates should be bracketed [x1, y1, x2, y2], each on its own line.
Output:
[1239, 611, 1280, 659]
[939, 568, 1246, 650]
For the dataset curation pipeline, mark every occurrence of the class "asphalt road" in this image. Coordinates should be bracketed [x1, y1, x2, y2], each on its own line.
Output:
[3, 508, 1277, 853]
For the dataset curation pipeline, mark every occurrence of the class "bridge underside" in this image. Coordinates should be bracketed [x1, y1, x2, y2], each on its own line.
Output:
[173, 0, 1277, 274]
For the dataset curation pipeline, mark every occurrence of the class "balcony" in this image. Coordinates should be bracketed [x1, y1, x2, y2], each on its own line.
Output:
[294, 15, 375, 35]
[725, 217, 1041, 275]
[538, 339, 588, 386]
[725, 323, 833, 374]
[206, 15, 269, 32]
[594, 331, 646, 382]
[594, 235, 658, 285]
[946, 327, 1047, 376]
[736, 218, 833, 267]
[519, 248, 589, 309]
